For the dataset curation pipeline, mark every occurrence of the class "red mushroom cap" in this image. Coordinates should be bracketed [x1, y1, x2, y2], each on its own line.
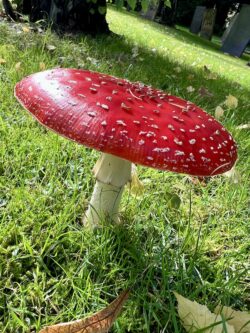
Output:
[14, 68, 237, 176]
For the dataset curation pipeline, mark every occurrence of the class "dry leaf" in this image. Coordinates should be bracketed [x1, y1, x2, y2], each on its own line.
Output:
[22, 26, 30, 33]
[187, 86, 195, 93]
[0, 58, 6, 64]
[198, 87, 213, 98]
[15, 62, 22, 71]
[215, 106, 224, 120]
[129, 164, 144, 197]
[223, 167, 240, 184]
[174, 66, 181, 73]
[224, 95, 238, 109]
[39, 289, 129, 333]
[174, 292, 235, 333]
[46, 44, 56, 51]
[39, 62, 46, 71]
[187, 74, 195, 80]
[214, 305, 250, 333]
[205, 72, 218, 80]
[203, 65, 211, 73]
[236, 123, 250, 130]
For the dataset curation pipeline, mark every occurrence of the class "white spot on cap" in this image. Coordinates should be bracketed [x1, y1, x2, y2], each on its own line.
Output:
[101, 104, 109, 110]
[168, 124, 175, 131]
[150, 124, 159, 129]
[139, 140, 145, 145]
[199, 149, 206, 153]
[174, 138, 183, 146]
[189, 139, 196, 144]
[87, 112, 97, 117]
[133, 120, 140, 125]
[146, 131, 156, 138]
[175, 150, 185, 156]
[189, 153, 195, 161]
[121, 102, 131, 111]
[101, 121, 107, 126]
[153, 147, 170, 152]
[116, 120, 126, 126]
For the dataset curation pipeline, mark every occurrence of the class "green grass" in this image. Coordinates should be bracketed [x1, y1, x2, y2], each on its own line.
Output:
[0, 6, 249, 333]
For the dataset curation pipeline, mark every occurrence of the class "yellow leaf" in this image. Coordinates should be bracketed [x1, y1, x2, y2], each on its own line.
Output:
[223, 166, 240, 184]
[39, 62, 46, 71]
[224, 95, 238, 109]
[15, 62, 22, 71]
[187, 86, 195, 93]
[174, 292, 235, 333]
[22, 26, 30, 33]
[214, 305, 250, 333]
[128, 164, 144, 197]
[215, 106, 224, 120]
[236, 123, 250, 130]
[0, 58, 6, 65]
[39, 289, 129, 333]
[174, 66, 182, 73]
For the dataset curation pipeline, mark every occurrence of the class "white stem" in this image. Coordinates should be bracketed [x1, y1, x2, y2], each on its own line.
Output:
[83, 153, 132, 228]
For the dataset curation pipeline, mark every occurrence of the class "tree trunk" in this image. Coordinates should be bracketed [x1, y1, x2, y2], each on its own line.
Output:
[2, 0, 17, 20]
[28, 0, 110, 35]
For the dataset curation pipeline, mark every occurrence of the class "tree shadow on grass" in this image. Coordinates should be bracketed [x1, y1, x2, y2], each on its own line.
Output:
[57, 22, 250, 124]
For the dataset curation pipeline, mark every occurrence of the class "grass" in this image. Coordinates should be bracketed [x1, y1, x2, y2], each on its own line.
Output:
[0, 6, 249, 333]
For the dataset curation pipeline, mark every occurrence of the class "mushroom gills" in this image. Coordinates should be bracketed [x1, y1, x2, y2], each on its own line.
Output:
[83, 153, 132, 227]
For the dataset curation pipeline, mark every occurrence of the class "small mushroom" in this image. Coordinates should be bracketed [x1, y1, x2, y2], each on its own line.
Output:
[15, 69, 238, 228]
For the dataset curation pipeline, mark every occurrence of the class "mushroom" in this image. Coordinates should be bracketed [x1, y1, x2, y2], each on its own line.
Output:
[14, 69, 237, 227]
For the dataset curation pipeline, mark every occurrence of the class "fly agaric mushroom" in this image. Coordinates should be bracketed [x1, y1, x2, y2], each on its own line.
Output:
[14, 69, 237, 227]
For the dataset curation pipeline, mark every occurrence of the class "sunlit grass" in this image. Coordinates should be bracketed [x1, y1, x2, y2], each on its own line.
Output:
[0, 7, 249, 333]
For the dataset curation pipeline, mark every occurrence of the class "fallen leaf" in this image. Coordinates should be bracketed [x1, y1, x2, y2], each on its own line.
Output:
[223, 166, 240, 184]
[15, 62, 22, 71]
[39, 62, 46, 71]
[215, 106, 224, 120]
[0, 58, 6, 64]
[203, 65, 211, 73]
[174, 292, 235, 333]
[224, 95, 238, 109]
[46, 44, 56, 51]
[187, 86, 195, 93]
[236, 123, 250, 130]
[129, 164, 144, 197]
[39, 289, 129, 333]
[187, 74, 195, 80]
[165, 192, 181, 209]
[188, 176, 207, 187]
[22, 26, 30, 33]
[131, 46, 139, 58]
[174, 66, 181, 73]
[198, 87, 213, 97]
[214, 305, 250, 333]
[205, 72, 218, 80]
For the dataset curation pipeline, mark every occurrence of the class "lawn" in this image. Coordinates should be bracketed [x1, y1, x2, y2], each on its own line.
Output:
[0, 6, 249, 333]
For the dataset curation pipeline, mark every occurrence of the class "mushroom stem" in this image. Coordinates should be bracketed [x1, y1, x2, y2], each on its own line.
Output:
[83, 153, 132, 228]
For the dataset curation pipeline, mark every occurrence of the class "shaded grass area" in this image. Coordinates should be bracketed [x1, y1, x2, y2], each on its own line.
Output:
[0, 7, 249, 333]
